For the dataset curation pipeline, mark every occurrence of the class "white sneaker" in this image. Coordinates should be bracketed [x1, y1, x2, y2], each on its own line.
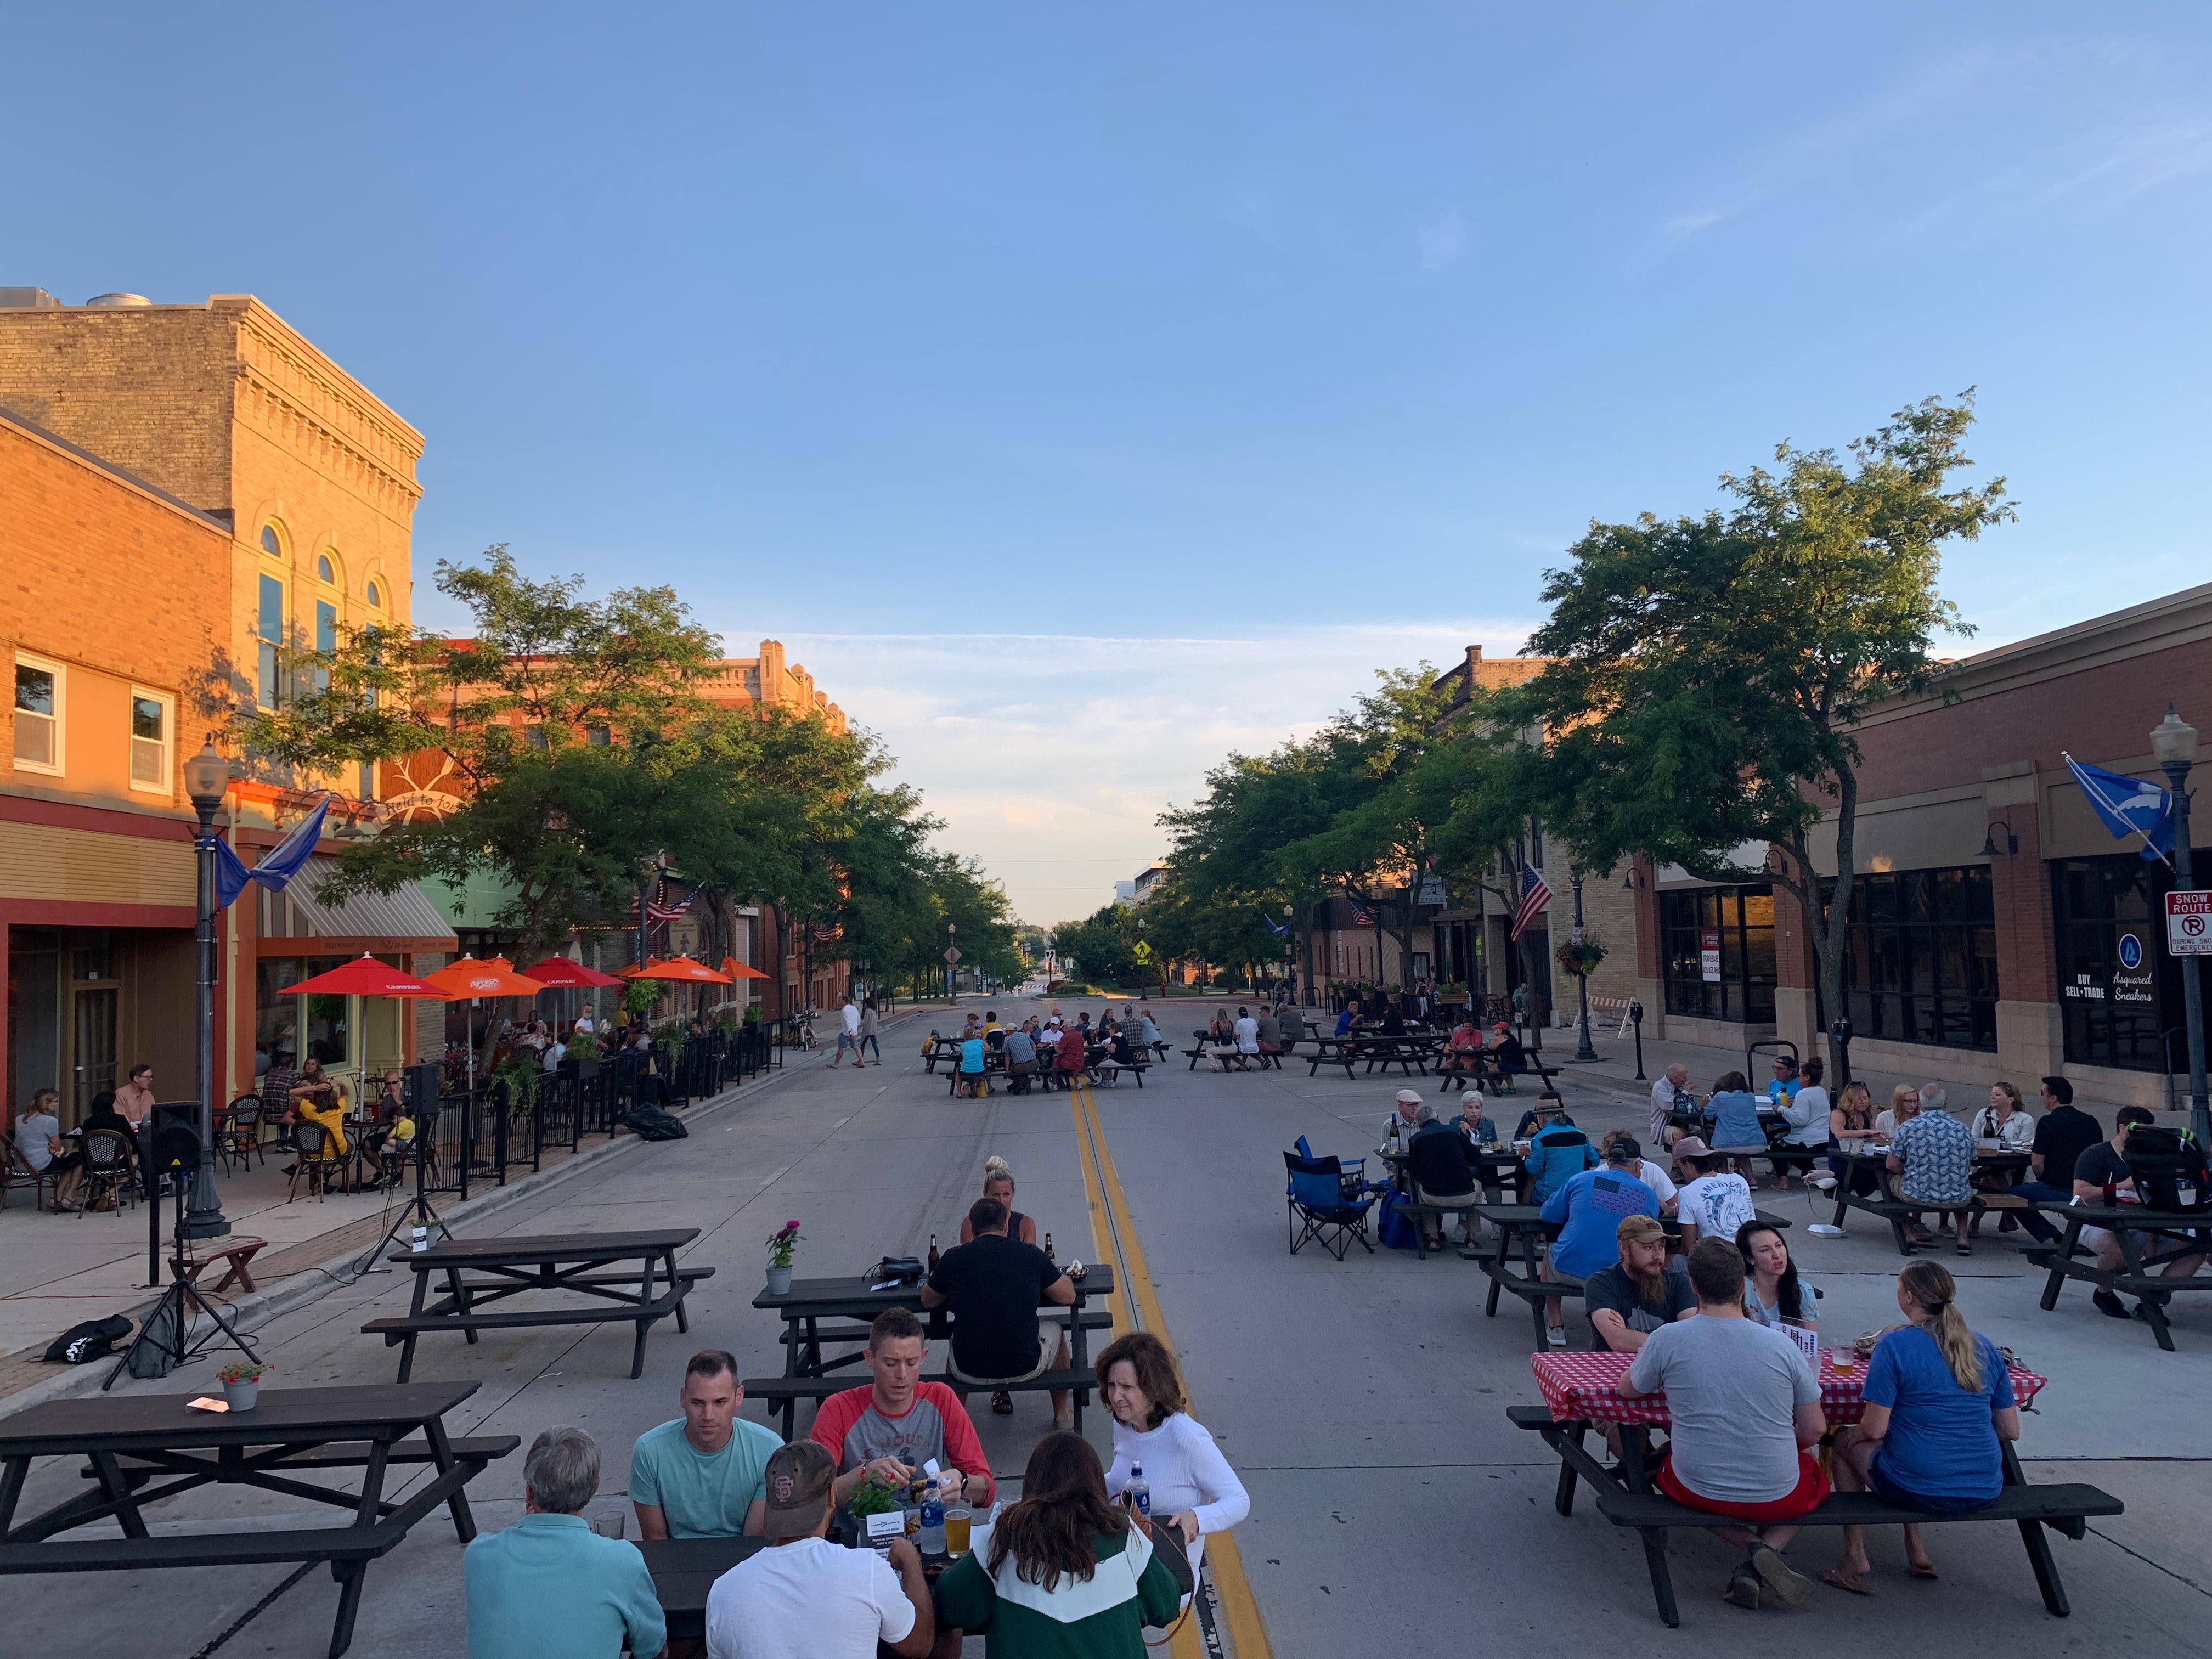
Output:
[1545, 1325, 1568, 1348]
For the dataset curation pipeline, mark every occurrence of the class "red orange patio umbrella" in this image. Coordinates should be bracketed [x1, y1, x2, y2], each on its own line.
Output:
[520, 957, 627, 989]
[718, 956, 770, 981]
[421, 956, 552, 1094]
[284, 953, 446, 1108]
[621, 955, 734, 984]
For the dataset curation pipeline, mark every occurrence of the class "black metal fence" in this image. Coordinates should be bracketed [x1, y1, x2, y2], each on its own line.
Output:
[410, 1024, 779, 1200]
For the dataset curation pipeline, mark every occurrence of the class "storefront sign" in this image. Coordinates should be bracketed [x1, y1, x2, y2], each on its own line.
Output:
[2168, 890, 2212, 957]
[1700, 928, 1722, 983]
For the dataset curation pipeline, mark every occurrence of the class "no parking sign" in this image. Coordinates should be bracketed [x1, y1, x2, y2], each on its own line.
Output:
[2168, 890, 2212, 957]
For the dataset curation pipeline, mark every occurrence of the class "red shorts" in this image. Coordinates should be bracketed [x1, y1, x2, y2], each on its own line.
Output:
[1657, 1451, 1830, 1521]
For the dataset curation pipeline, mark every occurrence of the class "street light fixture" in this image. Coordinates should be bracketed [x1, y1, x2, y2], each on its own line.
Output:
[180, 739, 232, 1240]
[1570, 873, 1598, 1063]
[2151, 706, 2209, 1147]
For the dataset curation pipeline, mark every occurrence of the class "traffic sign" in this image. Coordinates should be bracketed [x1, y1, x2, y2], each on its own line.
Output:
[2168, 890, 2212, 957]
[943, 946, 962, 964]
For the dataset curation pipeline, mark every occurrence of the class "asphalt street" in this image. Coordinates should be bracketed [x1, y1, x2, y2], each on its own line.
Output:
[8, 995, 2209, 1657]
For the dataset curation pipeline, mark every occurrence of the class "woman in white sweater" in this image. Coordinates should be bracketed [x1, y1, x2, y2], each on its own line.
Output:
[1096, 1332, 1250, 1588]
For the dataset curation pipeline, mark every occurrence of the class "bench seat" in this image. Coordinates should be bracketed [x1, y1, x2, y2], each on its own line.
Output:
[743, 1368, 1092, 1438]
[0, 1522, 408, 1575]
[363, 1274, 704, 1382]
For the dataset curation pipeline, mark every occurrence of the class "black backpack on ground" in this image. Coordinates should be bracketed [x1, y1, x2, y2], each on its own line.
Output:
[622, 1103, 689, 1141]
[44, 1314, 133, 1364]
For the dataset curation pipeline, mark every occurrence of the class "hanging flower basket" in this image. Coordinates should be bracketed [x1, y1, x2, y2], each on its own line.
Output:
[1555, 936, 1608, 979]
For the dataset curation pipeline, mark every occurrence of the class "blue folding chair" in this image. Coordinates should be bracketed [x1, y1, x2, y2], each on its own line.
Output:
[1285, 1149, 1377, 1259]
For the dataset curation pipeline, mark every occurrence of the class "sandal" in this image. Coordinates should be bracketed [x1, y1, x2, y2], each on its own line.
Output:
[991, 1391, 1013, 1415]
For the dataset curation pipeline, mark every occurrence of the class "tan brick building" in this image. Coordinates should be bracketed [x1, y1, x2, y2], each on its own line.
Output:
[2, 290, 452, 1122]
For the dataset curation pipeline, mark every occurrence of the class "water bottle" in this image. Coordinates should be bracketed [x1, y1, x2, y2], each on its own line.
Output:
[1125, 1464, 1150, 1520]
[917, 1480, 946, 1554]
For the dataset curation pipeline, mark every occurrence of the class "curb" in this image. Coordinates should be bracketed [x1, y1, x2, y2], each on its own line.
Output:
[0, 1020, 909, 1421]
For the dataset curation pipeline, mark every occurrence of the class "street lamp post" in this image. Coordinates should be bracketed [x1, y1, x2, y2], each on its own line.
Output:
[946, 922, 956, 1003]
[181, 740, 232, 1241]
[2151, 706, 2210, 1147]
[1283, 902, 1296, 1006]
[1570, 873, 1598, 1063]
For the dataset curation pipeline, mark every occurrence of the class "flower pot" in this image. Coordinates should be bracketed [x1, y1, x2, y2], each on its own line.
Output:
[764, 1265, 792, 1296]
[222, 1379, 259, 1411]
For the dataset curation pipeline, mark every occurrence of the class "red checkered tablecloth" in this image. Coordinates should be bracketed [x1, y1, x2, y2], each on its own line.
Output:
[1531, 1348, 2046, 1427]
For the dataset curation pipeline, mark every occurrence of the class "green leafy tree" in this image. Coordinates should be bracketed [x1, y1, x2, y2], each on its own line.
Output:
[1496, 394, 2011, 1072]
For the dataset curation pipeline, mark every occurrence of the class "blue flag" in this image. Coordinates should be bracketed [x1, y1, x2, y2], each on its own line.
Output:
[2063, 754, 2173, 864]
[1259, 910, 1291, 938]
[213, 795, 332, 909]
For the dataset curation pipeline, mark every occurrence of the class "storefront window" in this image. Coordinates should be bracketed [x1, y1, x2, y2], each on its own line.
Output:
[256, 957, 350, 1069]
[2053, 854, 2191, 1073]
[1660, 885, 1776, 1023]
[7, 927, 62, 1113]
[1836, 867, 1998, 1051]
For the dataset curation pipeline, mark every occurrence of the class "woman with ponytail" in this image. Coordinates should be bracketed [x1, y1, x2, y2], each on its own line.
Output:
[1821, 1261, 2020, 1593]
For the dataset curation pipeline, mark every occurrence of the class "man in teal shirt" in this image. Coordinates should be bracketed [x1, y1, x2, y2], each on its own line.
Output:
[465, 1426, 665, 1659]
[633, 1350, 783, 1539]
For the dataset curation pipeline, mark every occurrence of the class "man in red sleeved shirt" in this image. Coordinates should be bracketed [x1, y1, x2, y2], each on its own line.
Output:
[812, 1308, 994, 1508]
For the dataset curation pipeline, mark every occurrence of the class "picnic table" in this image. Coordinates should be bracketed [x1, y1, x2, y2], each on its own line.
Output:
[1512, 1348, 2101, 1627]
[1826, 1142, 2035, 1255]
[2028, 1199, 2212, 1351]
[0, 1381, 515, 1658]
[362, 1228, 710, 1383]
[1469, 1200, 1789, 1345]
[754, 1266, 1117, 1376]
[1302, 1034, 1444, 1079]
[641, 1528, 974, 1643]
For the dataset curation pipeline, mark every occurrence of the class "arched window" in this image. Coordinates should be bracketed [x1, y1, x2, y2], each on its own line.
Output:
[317, 553, 336, 584]
[365, 578, 383, 608]
[260, 523, 284, 558]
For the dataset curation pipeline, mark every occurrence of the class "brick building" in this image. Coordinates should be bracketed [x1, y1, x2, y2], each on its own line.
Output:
[2, 289, 453, 1121]
[1628, 582, 2212, 1109]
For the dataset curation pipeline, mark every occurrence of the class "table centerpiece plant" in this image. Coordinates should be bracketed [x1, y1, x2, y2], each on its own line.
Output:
[764, 1219, 803, 1295]
[217, 1359, 267, 1410]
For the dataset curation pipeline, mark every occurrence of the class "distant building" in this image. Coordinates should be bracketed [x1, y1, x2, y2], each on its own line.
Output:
[1114, 879, 1136, 901]
[1130, 862, 1167, 904]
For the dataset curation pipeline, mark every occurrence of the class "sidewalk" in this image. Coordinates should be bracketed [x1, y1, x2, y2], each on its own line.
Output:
[0, 1003, 950, 1417]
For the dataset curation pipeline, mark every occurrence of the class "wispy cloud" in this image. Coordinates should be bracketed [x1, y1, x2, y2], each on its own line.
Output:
[1419, 208, 1468, 272]
[735, 620, 1539, 923]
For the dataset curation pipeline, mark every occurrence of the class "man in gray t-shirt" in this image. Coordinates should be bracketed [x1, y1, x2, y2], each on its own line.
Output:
[1621, 1238, 1828, 1610]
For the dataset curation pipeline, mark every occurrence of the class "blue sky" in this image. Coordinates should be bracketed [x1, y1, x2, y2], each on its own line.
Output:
[9, 5, 2211, 921]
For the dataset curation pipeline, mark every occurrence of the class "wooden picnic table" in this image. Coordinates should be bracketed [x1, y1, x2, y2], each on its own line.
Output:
[2028, 1199, 2212, 1351]
[1825, 1143, 2035, 1255]
[753, 1265, 1118, 1379]
[1513, 1349, 2088, 1627]
[363, 1228, 710, 1382]
[641, 1531, 969, 1643]
[1302, 1033, 1444, 1079]
[0, 1381, 515, 1658]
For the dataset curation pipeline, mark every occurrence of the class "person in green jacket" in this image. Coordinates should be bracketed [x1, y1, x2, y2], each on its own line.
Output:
[933, 1432, 1182, 1659]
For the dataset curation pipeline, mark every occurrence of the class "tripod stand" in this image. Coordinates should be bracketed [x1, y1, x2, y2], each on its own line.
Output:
[105, 1144, 259, 1391]
[351, 1107, 450, 1276]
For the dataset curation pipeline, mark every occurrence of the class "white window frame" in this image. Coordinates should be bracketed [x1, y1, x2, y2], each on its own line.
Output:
[127, 685, 174, 795]
[13, 651, 65, 776]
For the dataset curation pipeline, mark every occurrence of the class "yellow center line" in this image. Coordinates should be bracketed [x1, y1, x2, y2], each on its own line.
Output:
[1072, 1082, 1274, 1659]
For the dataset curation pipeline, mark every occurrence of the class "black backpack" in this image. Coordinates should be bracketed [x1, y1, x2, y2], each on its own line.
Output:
[2124, 1126, 2210, 1212]
[44, 1314, 133, 1364]
[622, 1104, 689, 1141]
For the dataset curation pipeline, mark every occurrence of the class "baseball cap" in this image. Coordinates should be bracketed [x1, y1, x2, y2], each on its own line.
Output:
[1395, 1088, 1423, 1105]
[1670, 1135, 1713, 1161]
[760, 1441, 834, 1539]
[1617, 1214, 1667, 1246]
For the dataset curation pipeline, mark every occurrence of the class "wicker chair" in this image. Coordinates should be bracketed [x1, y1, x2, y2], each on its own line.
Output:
[76, 1128, 137, 1216]
[286, 1119, 348, 1202]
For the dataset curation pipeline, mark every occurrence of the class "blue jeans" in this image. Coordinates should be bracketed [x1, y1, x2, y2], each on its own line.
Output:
[2007, 1181, 2072, 1243]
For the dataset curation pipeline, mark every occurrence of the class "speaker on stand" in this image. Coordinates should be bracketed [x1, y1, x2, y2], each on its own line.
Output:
[106, 1120, 259, 1389]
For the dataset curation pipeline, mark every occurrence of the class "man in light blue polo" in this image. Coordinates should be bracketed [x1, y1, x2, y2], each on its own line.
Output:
[465, 1425, 665, 1659]
[633, 1350, 783, 1539]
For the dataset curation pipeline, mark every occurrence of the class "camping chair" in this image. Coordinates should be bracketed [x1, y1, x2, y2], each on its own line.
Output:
[218, 1095, 264, 1174]
[77, 1129, 137, 1216]
[286, 1120, 348, 1202]
[1285, 1149, 1378, 1260]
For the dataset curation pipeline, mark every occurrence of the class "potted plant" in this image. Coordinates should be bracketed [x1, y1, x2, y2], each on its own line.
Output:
[845, 1470, 904, 1549]
[764, 1219, 803, 1295]
[218, 1360, 266, 1411]
[1555, 935, 1609, 980]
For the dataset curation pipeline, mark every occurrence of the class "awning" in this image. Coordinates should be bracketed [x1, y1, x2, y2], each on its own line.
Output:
[257, 856, 459, 950]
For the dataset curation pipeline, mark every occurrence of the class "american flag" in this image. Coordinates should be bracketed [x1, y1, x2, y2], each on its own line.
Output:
[628, 885, 697, 922]
[1347, 899, 1376, 927]
[1508, 861, 1553, 941]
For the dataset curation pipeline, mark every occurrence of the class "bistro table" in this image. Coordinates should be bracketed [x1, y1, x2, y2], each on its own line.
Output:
[1518, 1348, 2085, 1628]
[0, 1382, 515, 1658]
[361, 1228, 710, 1382]
[2029, 1198, 2212, 1350]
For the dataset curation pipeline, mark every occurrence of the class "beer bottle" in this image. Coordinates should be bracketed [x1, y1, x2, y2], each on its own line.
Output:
[1043, 1232, 1054, 1262]
[927, 1234, 940, 1273]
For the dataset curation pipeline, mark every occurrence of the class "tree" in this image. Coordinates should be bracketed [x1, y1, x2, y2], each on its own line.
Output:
[1497, 394, 2012, 1073]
